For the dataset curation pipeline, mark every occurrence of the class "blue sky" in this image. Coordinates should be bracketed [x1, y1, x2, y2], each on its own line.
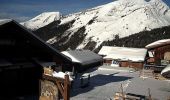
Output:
[0, 0, 170, 22]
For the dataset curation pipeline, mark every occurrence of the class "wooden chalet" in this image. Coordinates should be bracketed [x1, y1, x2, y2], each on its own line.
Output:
[145, 39, 170, 72]
[98, 46, 147, 69]
[0, 19, 72, 99]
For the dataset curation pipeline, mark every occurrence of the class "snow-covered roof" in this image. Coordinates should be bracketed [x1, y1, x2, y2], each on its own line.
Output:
[161, 64, 170, 78]
[145, 39, 170, 49]
[52, 71, 73, 81]
[62, 50, 103, 65]
[98, 46, 147, 62]
[98, 46, 114, 56]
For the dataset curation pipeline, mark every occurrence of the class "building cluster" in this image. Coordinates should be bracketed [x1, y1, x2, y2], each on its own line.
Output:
[0, 19, 170, 99]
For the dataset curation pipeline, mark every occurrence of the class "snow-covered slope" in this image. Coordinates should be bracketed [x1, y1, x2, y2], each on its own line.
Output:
[21, 12, 60, 30]
[58, 0, 170, 49]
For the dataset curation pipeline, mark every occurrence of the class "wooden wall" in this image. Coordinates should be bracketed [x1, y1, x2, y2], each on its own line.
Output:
[120, 61, 129, 67]
[147, 57, 155, 64]
[120, 61, 143, 69]
[103, 59, 144, 69]
[131, 62, 144, 69]
[0, 64, 43, 99]
[154, 45, 170, 63]
[103, 59, 112, 64]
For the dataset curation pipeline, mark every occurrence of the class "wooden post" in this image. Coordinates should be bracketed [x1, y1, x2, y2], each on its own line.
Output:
[39, 80, 42, 97]
[168, 96, 170, 100]
[80, 77, 83, 87]
[121, 84, 125, 100]
[88, 74, 90, 84]
[148, 88, 152, 100]
[64, 75, 70, 100]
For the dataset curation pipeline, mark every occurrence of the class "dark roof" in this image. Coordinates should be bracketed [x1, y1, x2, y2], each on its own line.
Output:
[0, 19, 72, 63]
[62, 50, 103, 65]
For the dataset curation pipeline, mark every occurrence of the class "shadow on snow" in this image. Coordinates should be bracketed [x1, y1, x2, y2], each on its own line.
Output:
[71, 72, 132, 97]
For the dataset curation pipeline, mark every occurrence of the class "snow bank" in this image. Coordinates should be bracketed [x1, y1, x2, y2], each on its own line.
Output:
[52, 71, 73, 81]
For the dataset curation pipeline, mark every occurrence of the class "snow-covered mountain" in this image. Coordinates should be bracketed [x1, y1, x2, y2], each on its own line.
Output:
[34, 0, 170, 51]
[21, 12, 60, 30]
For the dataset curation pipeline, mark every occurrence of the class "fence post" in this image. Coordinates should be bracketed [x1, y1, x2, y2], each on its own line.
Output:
[64, 75, 70, 100]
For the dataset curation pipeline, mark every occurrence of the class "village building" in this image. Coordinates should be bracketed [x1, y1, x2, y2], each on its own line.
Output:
[145, 39, 170, 72]
[98, 46, 147, 69]
[62, 50, 103, 73]
[0, 19, 72, 99]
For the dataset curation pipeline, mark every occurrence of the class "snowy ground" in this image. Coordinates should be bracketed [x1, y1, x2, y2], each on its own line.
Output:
[70, 65, 170, 100]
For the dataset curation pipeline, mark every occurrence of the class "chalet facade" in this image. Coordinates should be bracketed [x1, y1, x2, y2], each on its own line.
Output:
[145, 39, 170, 72]
[62, 50, 103, 73]
[98, 46, 147, 69]
[0, 19, 72, 99]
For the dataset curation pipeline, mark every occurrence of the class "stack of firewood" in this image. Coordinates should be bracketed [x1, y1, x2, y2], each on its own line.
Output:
[40, 80, 58, 100]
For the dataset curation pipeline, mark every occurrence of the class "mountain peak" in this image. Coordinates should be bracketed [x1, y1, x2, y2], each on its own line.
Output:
[26, 0, 170, 51]
[59, 0, 170, 49]
[21, 12, 60, 30]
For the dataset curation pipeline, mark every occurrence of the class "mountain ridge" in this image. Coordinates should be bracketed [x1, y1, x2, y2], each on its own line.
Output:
[22, 0, 170, 51]
[21, 12, 61, 30]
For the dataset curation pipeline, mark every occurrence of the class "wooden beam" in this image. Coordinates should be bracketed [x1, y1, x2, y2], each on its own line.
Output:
[64, 75, 70, 100]
[56, 80, 64, 97]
